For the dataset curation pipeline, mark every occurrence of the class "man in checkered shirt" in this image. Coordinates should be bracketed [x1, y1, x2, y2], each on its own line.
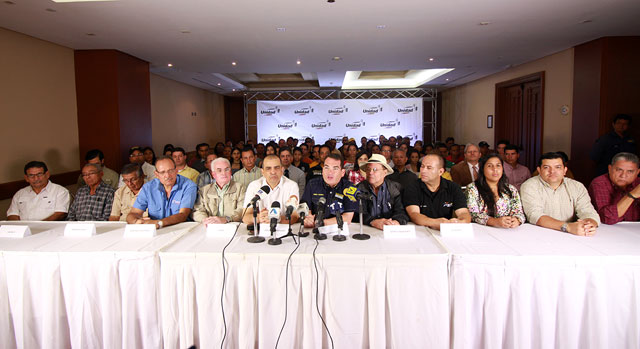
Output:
[67, 163, 115, 221]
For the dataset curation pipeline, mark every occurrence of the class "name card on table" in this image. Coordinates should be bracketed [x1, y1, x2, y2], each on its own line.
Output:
[0, 225, 31, 238]
[258, 223, 290, 237]
[64, 223, 96, 238]
[383, 224, 416, 239]
[123, 224, 157, 238]
[439, 223, 474, 238]
[319, 224, 350, 236]
[207, 222, 239, 239]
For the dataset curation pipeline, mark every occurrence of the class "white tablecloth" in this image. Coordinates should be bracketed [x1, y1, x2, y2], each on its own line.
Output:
[159, 223, 450, 349]
[0, 220, 198, 349]
[445, 222, 640, 349]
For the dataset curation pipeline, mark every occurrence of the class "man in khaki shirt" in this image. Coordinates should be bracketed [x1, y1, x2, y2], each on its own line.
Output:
[109, 163, 146, 221]
[521, 152, 600, 236]
[193, 157, 246, 224]
[232, 147, 262, 190]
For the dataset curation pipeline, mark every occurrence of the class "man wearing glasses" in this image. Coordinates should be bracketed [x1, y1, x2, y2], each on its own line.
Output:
[117, 147, 155, 188]
[193, 158, 246, 224]
[7, 161, 70, 221]
[67, 163, 115, 221]
[302, 153, 358, 228]
[127, 156, 197, 229]
[109, 163, 146, 221]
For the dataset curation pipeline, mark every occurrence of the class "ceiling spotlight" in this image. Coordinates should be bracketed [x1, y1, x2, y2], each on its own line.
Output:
[428, 58, 434, 62]
[478, 21, 491, 26]
[327, 0, 335, 3]
[296, 59, 301, 65]
[231, 61, 237, 66]
[445, 78, 449, 81]
[217, 83, 221, 86]
[232, 89, 236, 91]
[332, 56, 342, 61]
[276, 27, 286, 32]
[376, 25, 386, 29]
[167, 63, 173, 67]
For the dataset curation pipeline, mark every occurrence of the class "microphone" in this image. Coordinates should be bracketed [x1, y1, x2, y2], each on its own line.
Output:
[249, 185, 271, 207]
[296, 203, 309, 221]
[269, 201, 281, 234]
[285, 195, 298, 220]
[343, 186, 374, 202]
[315, 197, 327, 226]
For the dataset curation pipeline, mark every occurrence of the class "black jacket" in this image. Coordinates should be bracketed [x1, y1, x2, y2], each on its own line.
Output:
[356, 179, 409, 226]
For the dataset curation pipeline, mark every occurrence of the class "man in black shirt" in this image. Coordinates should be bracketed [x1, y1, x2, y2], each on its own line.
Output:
[387, 149, 417, 192]
[403, 154, 470, 230]
[590, 114, 637, 176]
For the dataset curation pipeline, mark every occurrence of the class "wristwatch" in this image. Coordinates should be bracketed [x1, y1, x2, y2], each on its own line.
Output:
[560, 223, 568, 232]
[224, 216, 231, 223]
[157, 220, 164, 229]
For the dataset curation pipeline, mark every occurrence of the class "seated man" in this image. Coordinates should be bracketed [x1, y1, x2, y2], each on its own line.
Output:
[521, 152, 601, 236]
[356, 154, 409, 230]
[503, 144, 531, 190]
[117, 146, 155, 187]
[279, 146, 306, 198]
[232, 147, 262, 191]
[387, 149, 417, 191]
[403, 154, 471, 230]
[127, 156, 198, 228]
[193, 158, 246, 224]
[588, 152, 640, 224]
[196, 153, 217, 189]
[242, 155, 299, 225]
[450, 143, 481, 187]
[7, 161, 70, 221]
[172, 147, 199, 183]
[302, 154, 358, 228]
[109, 163, 146, 221]
[68, 163, 115, 221]
[188, 143, 210, 173]
[77, 149, 119, 189]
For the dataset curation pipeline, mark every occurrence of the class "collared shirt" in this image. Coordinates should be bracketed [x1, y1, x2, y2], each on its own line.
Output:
[7, 181, 70, 220]
[503, 162, 531, 190]
[387, 169, 418, 192]
[588, 174, 640, 224]
[196, 170, 215, 189]
[466, 182, 526, 225]
[466, 162, 479, 182]
[243, 176, 300, 213]
[306, 164, 323, 183]
[301, 177, 358, 218]
[369, 180, 390, 218]
[193, 180, 246, 222]
[283, 165, 306, 198]
[188, 157, 207, 173]
[77, 166, 120, 190]
[134, 176, 198, 220]
[117, 162, 156, 188]
[177, 165, 199, 183]
[347, 170, 365, 185]
[67, 182, 115, 221]
[590, 131, 637, 176]
[215, 182, 230, 215]
[402, 177, 466, 219]
[232, 166, 262, 190]
[110, 185, 146, 221]
[520, 175, 601, 225]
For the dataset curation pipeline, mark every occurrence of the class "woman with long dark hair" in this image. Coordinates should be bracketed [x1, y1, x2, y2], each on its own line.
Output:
[142, 146, 157, 165]
[466, 154, 525, 228]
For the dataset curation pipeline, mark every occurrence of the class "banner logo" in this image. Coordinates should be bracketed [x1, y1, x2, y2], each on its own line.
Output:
[311, 120, 331, 129]
[380, 118, 401, 128]
[397, 104, 418, 114]
[294, 106, 314, 115]
[260, 107, 280, 116]
[260, 135, 278, 143]
[362, 105, 383, 115]
[328, 105, 348, 115]
[346, 120, 366, 129]
[277, 121, 297, 129]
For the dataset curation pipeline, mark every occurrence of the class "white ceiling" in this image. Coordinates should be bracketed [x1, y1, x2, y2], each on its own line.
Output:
[1, 0, 639, 93]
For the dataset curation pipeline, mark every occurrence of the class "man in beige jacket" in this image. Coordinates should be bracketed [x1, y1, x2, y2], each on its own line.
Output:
[193, 157, 246, 224]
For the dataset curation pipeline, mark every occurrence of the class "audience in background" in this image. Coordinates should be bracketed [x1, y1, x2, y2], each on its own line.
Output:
[387, 150, 417, 192]
[451, 143, 481, 187]
[188, 143, 210, 173]
[172, 147, 199, 183]
[591, 114, 637, 176]
[196, 153, 217, 189]
[77, 149, 119, 190]
[232, 147, 262, 191]
[503, 144, 531, 190]
[143, 147, 157, 165]
[279, 147, 306, 198]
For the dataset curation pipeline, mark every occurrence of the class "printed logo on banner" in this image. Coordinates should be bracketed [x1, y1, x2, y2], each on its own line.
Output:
[298, 134, 315, 141]
[362, 105, 383, 115]
[260, 107, 280, 116]
[346, 120, 366, 129]
[277, 121, 298, 129]
[260, 135, 278, 143]
[294, 106, 314, 115]
[397, 104, 418, 114]
[311, 120, 332, 129]
[380, 118, 401, 128]
[403, 133, 419, 141]
[328, 105, 348, 115]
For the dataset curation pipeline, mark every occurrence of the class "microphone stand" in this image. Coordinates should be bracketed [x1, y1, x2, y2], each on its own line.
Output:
[275, 213, 296, 244]
[313, 214, 327, 240]
[247, 201, 265, 243]
[333, 213, 346, 242]
[298, 212, 309, 238]
[352, 197, 370, 240]
[268, 221, 282, 245]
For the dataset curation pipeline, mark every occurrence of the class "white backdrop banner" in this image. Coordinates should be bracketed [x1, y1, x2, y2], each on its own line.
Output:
[257, 98, 423, 144]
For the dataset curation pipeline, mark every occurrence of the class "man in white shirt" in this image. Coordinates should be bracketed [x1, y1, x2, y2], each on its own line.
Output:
[7, 161, 70, 221]
[242, 155, 299, 225]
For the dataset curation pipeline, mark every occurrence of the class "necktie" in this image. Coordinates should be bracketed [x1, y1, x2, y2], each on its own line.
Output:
[472, 165, 478, 181]
[284, 169, 290, 178]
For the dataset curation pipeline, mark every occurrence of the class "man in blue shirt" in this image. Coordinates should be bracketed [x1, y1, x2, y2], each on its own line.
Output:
[126, 156, 197, 229]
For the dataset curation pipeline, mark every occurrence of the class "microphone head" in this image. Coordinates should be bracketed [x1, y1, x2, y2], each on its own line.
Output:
[259, 185, 271, 194]
[268, 201, 281, 219]
[318, 196, 327, 205]
[296, 203, 309, 216]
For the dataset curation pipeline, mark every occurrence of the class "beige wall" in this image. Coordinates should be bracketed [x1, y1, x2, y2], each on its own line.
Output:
[0, 27, 79, 183]
[441, 48, 574, 155]
[150, 74, 225, 155]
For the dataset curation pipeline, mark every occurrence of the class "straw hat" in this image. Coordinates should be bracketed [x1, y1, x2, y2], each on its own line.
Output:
[360, 153, 394, 174]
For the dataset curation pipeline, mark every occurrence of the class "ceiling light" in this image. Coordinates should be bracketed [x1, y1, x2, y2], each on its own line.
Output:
[167, 63, 173, 67]
[428, 58, 434, 62]
[327, 0, 335, 3]
[332, 56, 342, 61]
[342, 68, 454, 89]
[217, 83, 221, 86]
[231, 61, 237, 66]
[276, 27, 286, 32]
[376, 25, 386, 29]
[296, 59, 301, 65]
[445, 78, 449, 81]
[478, 21, 491, 26]
[232, 89, 236, 91]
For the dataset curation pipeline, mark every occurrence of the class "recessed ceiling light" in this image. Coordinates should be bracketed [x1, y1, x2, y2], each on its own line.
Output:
[45, 8, 57, 12]
[231, 61, 237, 66]
[232, 89, 236, 91]
[478, 21, 491, 26]
[332, 56, 342, 61]
[217, 83, 221, 86]
[86, 33, 96, 36]
[167, 63, 173, 67]
[276, 27, 286, 32]
[296, 59, 301, 65]
[445, 78, 449, 81]
[327, 0, 335, 3]
[429, 58, 434, 62]
[376, 25, 386, 29]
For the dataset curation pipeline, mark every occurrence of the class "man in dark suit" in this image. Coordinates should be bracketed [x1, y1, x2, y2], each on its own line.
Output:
[450, 143, 481, 187]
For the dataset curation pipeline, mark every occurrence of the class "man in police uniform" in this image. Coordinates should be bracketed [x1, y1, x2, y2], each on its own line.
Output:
[302, 153, 358, 228]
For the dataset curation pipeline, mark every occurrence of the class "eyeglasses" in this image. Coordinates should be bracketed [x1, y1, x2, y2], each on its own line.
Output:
[26, 172, 45, 179]
[364, 167, 384, 173]
[156, 169, 177, 176]
[81, 171, 100, 177]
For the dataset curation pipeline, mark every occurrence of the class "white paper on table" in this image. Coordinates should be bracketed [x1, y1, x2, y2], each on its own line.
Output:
[319, 223, 350, 236]
[439, 223, 473, 238]
[64, 223, 96, 237]
[123, 224, 157, 238]
[383, 224, 416, 239]
[0, 225, 31, 238]
[206, 222, 239, 238]
[258, 223, 291, 237]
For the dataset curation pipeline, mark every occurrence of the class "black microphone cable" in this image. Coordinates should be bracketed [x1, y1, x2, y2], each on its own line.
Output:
[274, 235, 301, 348]
[312, 237, 335, 349]
[220, 205, 249, 349]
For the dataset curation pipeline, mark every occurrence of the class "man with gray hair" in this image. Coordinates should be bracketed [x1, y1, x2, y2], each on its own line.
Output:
[450, 143, 481, 187]
[67, 163, 115, 221]
[588, 152, 640, 224]
[193, 157, 246, 224]
[109, 163, 146, 221]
